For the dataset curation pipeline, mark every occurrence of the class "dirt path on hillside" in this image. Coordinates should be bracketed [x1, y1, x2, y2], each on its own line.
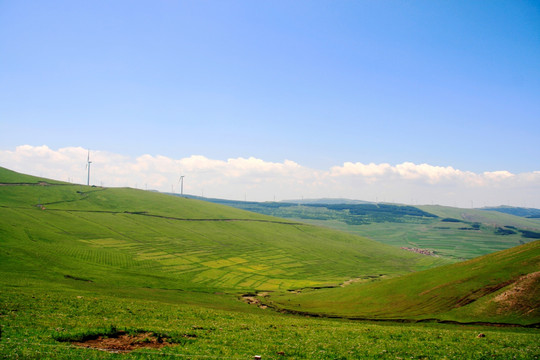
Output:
[1, 182, 304, 225]
[0, 182, 63, 186]
[126, 211, 304, 225]
[3, 205, 304, 226]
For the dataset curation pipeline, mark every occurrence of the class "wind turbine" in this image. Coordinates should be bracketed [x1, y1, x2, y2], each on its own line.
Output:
[86, 150, 92, 186]
[178, 175, 185, 196]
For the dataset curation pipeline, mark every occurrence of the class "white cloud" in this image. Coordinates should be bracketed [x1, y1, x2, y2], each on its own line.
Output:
[331, 161, 474, 184]
[394, 162, 465, 183]
[0, 145, 539, 208]
[330, 162, 392, 178]
[483, 170, 514, 181]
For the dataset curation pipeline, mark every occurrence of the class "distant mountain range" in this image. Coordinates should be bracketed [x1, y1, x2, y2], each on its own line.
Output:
[179, 194, 540, 261]
[481, 206, 540, 218]
[183, 194, 540, 216]
[281, 198, 373, 205]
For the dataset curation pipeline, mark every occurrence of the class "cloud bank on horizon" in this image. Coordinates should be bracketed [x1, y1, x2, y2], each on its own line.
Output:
[1, 145, 538, 209]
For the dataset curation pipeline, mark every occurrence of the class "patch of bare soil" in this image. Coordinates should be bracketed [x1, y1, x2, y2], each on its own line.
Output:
[400, 247, 437, 256]
[241, 293, 268, 309]
[454, 280, 515, 308]
[341, 278, 363, 287]
[494, 271, 540, 315]
[72, 331, 179, 353]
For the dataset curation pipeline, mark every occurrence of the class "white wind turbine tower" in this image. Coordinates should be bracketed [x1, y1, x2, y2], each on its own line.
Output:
[178, 175, 185, 196]
[86, 150, 92, 186]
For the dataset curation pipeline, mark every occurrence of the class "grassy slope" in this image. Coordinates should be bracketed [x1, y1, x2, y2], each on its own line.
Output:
[0, 167, 447, 294]
[191, 198, 540, 261]
[300, 214, 538, 261]
[269, 240, 540, 325]
[295, 208, 540, 261]
[418, 205, 540, 230]
[481, 206, 540, 218]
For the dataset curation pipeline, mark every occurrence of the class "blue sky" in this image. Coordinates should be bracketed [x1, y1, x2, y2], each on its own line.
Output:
[1, 1, 539, 205]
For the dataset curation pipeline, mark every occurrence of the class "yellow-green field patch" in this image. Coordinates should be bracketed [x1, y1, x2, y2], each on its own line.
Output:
[202, 258, 237, 268]
[159, 256, 194, 266]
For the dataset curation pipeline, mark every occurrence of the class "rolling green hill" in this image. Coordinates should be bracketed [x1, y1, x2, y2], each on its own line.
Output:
[268, 240, 540, 325]
[0, 166, 447, 294]
[188, 196, 540, 260]
[481, 206, 540, 219]
[418, 205, 540, 231]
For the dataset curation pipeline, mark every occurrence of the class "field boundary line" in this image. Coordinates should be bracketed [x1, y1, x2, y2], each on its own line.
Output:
[0, 203, 305, 225]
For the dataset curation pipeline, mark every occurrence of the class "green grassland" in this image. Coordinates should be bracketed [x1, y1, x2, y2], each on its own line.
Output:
[2, 281, 539, 359]
[1, 167, 539, 358]
[194, 197, 540, 261]
[0, 167, 448, 293]
[268, 240, 540, 325]
[299, 217, 536, 261]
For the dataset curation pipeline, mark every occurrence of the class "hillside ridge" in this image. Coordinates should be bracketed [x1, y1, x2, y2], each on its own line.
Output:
[267, 240, 540, 325]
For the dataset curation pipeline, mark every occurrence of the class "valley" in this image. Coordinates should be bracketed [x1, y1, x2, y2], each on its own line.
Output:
[0, 167, 538, 359]
[188, 196, 540, 261]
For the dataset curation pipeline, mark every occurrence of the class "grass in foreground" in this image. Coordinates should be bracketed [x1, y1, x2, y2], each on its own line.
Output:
[1, 282, 539, 359]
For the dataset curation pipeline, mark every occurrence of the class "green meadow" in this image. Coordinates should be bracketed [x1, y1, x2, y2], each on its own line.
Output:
[0, 177, 447, 293]
[1, 167, 539, 358]
[299, 217, 537, 261]
[196, 197, 540, 261]
[268, 240, 539, 325]
[2, 282, 538, 359]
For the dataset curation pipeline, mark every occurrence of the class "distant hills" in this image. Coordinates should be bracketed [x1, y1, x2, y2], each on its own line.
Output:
[281, 198, 373, 205]
[481, 205, 540, 218]
[182, 195, 540, 261]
